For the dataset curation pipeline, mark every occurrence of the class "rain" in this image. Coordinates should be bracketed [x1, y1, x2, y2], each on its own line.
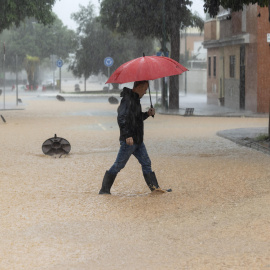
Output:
[1, 0, 270, 269]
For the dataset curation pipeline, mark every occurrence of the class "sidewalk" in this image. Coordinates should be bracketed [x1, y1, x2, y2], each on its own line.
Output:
[160, 94, 268, 118]
[217, 127, 270, 155]
[2, 88, 268, 118]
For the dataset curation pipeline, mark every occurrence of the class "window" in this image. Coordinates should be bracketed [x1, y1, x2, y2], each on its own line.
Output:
[230, 55, 235, 78]
[208, 57, 211, 77]
[213, 56, 216, 77]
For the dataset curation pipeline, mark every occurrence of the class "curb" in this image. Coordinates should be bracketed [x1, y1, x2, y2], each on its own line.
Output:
[217, 128, 270, 155]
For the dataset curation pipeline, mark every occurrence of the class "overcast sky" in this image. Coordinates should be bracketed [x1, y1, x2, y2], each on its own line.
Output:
[53, 0, 205, 31]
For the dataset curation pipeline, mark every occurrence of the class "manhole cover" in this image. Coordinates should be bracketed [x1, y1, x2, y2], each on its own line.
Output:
[42, 134, 71, 156]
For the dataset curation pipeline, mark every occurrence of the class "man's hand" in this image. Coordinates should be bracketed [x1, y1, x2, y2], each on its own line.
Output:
[126, 137, 134, 146]
[148, 107, 155, 116]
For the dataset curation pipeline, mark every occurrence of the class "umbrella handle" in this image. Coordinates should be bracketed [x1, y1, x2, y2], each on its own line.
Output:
[149, 86, 154, 118]
[150, 104, 154, 118]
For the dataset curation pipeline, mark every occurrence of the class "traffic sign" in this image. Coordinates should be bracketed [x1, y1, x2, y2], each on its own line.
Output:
[156, 51, 169, 57]
[104, 57, 114, 67]
[57, 59, 63, 68]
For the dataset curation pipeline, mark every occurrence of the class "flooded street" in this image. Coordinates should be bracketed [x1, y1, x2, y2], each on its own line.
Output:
[1, 96, 270, 269]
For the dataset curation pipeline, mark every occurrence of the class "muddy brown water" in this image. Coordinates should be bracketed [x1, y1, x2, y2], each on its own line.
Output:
[1, 98, 270, 269]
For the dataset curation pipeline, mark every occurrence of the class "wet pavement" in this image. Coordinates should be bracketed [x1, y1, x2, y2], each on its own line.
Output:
[1, 90, 269, 153]
[1, 94, 270, 269]
[2, 89, 268, 116]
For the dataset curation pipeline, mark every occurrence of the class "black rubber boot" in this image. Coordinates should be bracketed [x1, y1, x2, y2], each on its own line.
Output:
[143, 171, 172, 192]
[143, 171, 160, 191]
[99, 171, 117, 194]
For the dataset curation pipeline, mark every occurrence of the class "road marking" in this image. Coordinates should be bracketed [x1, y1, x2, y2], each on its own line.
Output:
[98, 123, 106, 130]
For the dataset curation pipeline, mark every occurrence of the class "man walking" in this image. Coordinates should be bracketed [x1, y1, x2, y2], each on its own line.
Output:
[99, 80, 171, 194]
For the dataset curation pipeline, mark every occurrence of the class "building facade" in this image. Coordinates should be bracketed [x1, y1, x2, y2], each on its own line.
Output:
[203, 4, 270, 113]
[178, 27, 207, 94]
[180, 27, 206, 60]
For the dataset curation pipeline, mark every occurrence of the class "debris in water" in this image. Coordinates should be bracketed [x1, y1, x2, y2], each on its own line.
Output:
[1, 115, 6, 123]
[56, 95, 65, 101]
[42, 134, 71, 156]
[108, 96, 119, 104]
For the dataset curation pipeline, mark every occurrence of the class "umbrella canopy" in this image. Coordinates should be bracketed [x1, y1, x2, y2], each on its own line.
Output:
[106, 55, 188, 84]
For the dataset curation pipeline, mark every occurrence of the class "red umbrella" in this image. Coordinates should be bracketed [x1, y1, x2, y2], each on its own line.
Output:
[106, 55, 188, 84]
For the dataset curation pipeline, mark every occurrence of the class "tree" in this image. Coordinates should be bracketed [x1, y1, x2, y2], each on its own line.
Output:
[3, 16, 76, 68]
[69, 3, 154, 91]
[203, 0, 270, 20]
[100, 0, 204, 109]
[24, 55, 40, 89]
[0, 0, 56, 33]
[1, 16, 76, 88]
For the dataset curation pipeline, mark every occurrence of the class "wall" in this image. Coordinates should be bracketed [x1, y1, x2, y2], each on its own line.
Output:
[245, 43, 257, 111]
[218, 4, 259, 112]
[223, 45, 241, 109]
[245, 4, 258, 112]
[219, 20, 232, 39]
[206, 48, 220, 104]
[180, 34, 204, 58]
[179, 69, 207, 94]
[231, 11, 242, 35]
[204, 20, 217, 41]
[256, 6, 270, 113]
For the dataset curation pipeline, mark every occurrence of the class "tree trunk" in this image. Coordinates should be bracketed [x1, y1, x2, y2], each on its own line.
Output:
[112, 83, 119, 90]
[27, 72, 34, 90]
[169, 22, 180, 110]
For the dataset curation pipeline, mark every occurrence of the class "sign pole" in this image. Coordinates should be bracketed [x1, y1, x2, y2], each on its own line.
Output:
[59, 66, 61, 93]
[104, 57, 114, 91]
[108, 67, 110, 91]
[56, 59, 63, 93]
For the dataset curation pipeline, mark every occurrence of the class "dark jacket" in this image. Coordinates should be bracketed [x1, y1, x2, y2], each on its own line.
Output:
[117, 87, 149, 144]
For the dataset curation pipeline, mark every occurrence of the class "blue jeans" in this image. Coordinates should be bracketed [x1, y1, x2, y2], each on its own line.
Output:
[108, 141, 152, 175]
